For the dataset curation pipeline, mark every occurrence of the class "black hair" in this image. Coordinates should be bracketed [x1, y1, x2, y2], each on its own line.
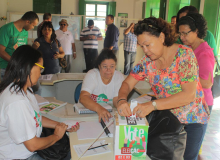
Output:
[134, 17, 177, 47]
[88, 20, 94, 26]
[107, 15, 114, 20]
[172, 16, 177, 19]
[39, 21, 56, 41]
[21, 11, 39, 22]
[0, 45, 42, 94]
[43, 13, 51, 20]
[177, 13, 207, 39]
[176, 6, 198, 23]
[94, 49, 117, 69]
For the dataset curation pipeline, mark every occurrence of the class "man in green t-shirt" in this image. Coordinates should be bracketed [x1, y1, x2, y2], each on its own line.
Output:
[0, 11, 39, 80]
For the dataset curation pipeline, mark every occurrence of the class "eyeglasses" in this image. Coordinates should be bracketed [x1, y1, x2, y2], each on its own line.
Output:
[101, 65, 115, 71]
[60, 24, 67, 26]
[178, 30, 192, 37]
[35, 63, 45, 73]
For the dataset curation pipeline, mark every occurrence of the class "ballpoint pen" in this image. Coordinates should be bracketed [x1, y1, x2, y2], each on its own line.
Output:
[88, 143, 108, 150]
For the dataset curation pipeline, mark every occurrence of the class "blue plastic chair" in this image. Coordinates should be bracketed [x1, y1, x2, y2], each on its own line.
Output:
[74, 82, 82, 103]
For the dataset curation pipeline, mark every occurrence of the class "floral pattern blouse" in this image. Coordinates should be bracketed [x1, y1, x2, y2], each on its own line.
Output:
[130, 45, 210, 124]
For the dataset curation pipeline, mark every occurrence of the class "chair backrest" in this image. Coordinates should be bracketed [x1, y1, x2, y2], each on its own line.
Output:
[74, 82, 82, 103]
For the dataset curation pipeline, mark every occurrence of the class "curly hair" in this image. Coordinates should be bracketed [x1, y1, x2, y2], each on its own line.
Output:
[176, 6, 198, 23]
[134, 17, 177, 47]
[177, 13, 207, 39]
[39, 21, 56, 41]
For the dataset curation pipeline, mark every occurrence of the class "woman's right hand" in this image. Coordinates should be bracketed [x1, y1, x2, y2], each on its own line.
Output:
[32, 41, 40, 50]
[117, 100, 132, 117]
[53, 122, 68, 140]
[96, 106, 112, 123]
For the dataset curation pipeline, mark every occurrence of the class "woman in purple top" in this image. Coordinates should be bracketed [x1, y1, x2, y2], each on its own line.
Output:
[178, 13, 215, 112]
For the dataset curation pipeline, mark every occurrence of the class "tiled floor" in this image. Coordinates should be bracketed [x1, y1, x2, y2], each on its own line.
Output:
[199, 97, 220, 160]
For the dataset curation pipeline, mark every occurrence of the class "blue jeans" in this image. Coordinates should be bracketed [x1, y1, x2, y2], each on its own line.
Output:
[26, 151, 71, 160]
[184, 123, 208, 160]
[124, 50, 136, 75]
[208, 105, 213, 114]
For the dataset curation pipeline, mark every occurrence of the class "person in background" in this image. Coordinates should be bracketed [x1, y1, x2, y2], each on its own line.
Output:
[0, 45, 79, 160]
[116, 17, 210, 160]
[56, 19, 76, 73]
[171, 16, 177, 27]
[0, 11, 39, 81]
[79, 49, 124, 122]
[176, 6, 218, 59]
[178, 13, 215, 160]
[37, 13, 52, 38]
[33, 22, 65, 75]
[80, 20, 102, 73]
[104, 15, 119, 54]
[123, 23, 137, 75]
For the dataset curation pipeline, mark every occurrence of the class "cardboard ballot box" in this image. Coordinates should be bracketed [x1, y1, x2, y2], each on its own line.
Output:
[114, 111, 149, 160]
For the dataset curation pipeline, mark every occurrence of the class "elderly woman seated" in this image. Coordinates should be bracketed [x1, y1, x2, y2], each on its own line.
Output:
[79, 49, 125, 122]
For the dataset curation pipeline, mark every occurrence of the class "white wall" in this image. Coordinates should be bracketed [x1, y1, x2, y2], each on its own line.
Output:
[7, 0, 32, 12]
[6, 0, 144, 19]
[0, 0, 7, 27]
[61, 0, 79, 15]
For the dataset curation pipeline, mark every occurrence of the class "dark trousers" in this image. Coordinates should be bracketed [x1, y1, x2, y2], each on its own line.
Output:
[112, 50, 118, 55]
[60, 55, 71, 73]
[124, 50, 136, 75]
[184, 123, 208, 160]
[83, 48, 98, 72]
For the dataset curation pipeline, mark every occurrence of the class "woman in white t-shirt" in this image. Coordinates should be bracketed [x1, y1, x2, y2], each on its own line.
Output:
[0, 45, 79, 160]
[80, 49, 125, 122]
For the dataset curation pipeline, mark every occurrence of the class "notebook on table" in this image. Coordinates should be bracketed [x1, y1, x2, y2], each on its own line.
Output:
[74, 102, 112, 114]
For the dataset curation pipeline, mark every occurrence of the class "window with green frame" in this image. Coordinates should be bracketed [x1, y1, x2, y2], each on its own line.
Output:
[85, 2, 108, 37]
[179, 0, 191, 9]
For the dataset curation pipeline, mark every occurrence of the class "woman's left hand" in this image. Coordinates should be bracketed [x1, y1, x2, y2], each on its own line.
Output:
[66, 122, 80, 132]
[53, 52, 60, 59]
[133, 102, 154, 118]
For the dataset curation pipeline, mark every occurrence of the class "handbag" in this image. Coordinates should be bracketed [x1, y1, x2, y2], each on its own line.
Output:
[54, 39, 67, 69]
[37, 127, 70, 160]
[146, 97, 187, 160]
[212, 58, 220, 98]
[59, 57, 67, 69]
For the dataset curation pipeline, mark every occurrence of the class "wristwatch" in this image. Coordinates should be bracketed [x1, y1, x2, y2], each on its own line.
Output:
[152, 101, 157, 110]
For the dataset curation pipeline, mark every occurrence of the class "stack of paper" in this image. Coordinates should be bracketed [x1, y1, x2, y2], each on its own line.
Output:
[74, 102, 112, 114]
[73, 140, 111, 157]
[40, 102, 67, 114]
[38, 74, 53, 81]
[35, 94, 49, 106]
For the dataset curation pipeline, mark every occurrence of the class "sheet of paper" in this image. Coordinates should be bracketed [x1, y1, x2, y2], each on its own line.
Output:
[77, 120, 114, 140]
[39, 74, 53, 80]
[35, 94, 49, 106]
[130, 100, 137, 113]
[132, 95, 152, 104]
[62, 120, 78, 129]
[73, 140, 111, 157]
[147, 91, 155, 96]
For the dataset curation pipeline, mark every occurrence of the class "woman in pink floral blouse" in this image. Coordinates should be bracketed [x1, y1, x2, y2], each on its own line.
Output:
[116, 17, 210, 160]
